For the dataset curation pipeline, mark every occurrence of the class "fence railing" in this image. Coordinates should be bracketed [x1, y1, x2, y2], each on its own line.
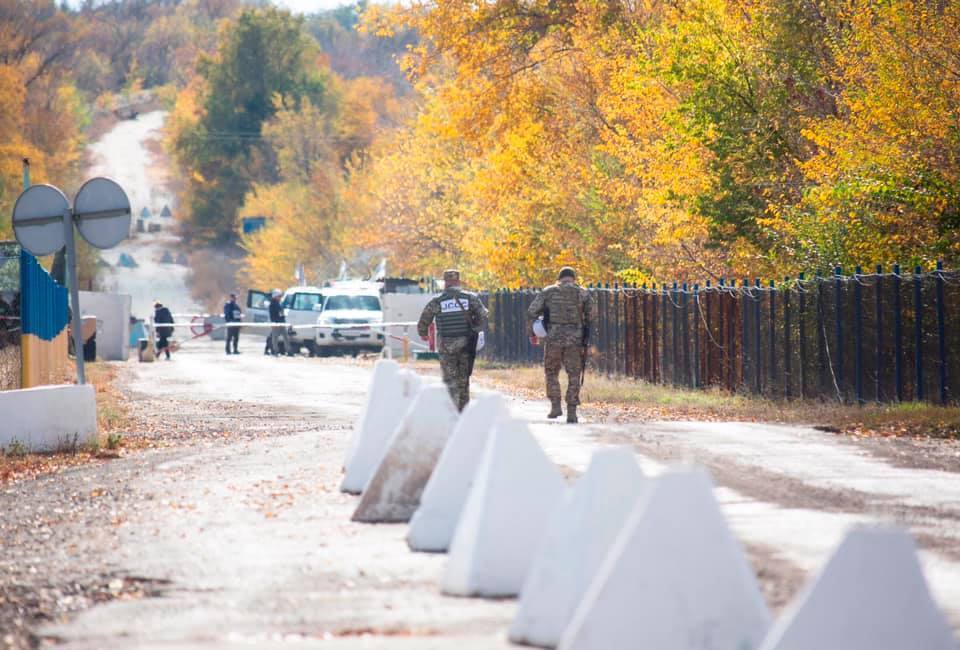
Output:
[0, 243, 21, 390]
[480, 264, 960, 405]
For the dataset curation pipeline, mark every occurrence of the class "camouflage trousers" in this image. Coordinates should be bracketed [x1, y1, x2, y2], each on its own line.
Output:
[544, 339, 584, 406]
[439, 335, 473, 411]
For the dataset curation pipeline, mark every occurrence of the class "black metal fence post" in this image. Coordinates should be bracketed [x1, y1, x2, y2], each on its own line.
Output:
[834, 267, 844, 398]
[681, 283, 690, 387]
[875, 265, 883, 403]
[660, 284, 667, 384]
[753, 279, 761, 395]
[798, 273, 806, 400]
[741, 278, 750, 393]
[817, 274, 827, 398]
[914, 265, 924, 402]
[854, 265, 863, 405]
[769, 279, 776, 395]
[693, 284, 700, 388]
[613, 283, 621, 376]
[936, 261, 947, 404]
[784, 276, 792, 399]
[893, 265, 904, 401]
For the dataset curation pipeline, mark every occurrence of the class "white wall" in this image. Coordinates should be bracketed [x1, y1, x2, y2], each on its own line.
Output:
[0, 384, 97, 451]
[382, 293, 436, 356]
[79, 291, 132, 361]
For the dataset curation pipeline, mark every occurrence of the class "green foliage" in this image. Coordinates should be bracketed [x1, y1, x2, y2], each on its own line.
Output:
[175, 8, 333, 244]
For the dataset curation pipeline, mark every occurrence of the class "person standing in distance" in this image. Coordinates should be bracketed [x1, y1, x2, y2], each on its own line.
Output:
[527, 266, 595, 423]
[417, 269, 488, 411]
[153, 301, 175, 361]
[269, 289, 290, 357]
[224, 292, 242, 355]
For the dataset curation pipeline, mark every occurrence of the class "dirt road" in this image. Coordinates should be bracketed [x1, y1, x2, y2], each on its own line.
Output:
[2, 340, 958, 648]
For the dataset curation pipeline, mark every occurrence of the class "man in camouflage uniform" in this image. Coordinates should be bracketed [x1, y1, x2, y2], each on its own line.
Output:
[527, 266, 595, 423]
[418, 269, 489, 411]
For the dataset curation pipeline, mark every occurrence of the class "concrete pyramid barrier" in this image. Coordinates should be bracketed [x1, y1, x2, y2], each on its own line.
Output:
[758, 526, 957, 650]
[343, 359, 399, 472]
[341, 362, 421, 494]
[510, 447, 647, 647]
[560, 467, 771, 650]
[351, 385, 459, 523]
[442, 419, 566, 597]
[407, 393, 509, 552]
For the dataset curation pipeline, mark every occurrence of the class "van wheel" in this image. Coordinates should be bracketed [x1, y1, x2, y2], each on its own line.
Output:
[304, 341, 318, 357]
[289, 343, 302, 356]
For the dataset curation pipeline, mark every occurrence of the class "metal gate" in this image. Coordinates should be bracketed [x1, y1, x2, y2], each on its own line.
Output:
[0, 242, 21, 390]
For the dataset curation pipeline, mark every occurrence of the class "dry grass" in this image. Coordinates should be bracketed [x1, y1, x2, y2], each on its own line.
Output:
[477, 361, 960, 439]
[0, 362, 138, 482]
[85, 362, 136, 436]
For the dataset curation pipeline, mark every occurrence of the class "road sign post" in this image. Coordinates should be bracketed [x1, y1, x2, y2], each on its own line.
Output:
[63, 208, 86, 384]
[13, 178, 131, 385]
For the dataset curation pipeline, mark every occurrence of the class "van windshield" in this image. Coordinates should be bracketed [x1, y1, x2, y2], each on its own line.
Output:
[290, 293, 322, 311]
[324, 295, 381, 311]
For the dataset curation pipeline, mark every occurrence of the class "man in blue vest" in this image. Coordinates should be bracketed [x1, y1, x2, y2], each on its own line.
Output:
[418, 269, 488, 411]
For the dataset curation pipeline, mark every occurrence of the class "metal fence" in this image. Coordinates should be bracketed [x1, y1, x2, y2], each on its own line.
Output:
[0, 242, 21, 390]
[481, 264, 960, 405]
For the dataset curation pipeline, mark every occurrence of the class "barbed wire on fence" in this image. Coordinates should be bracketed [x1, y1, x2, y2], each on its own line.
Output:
[484, 263, 958, 406]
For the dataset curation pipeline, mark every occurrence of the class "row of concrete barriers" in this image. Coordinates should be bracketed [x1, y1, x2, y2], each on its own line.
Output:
[338, 358, 957, 649]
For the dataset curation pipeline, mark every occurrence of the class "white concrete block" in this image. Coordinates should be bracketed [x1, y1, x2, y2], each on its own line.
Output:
[343, 359, 399, 473]
[759, 526, 957, 650]
[79, 291, 132, 361]
[443, 419, 566, 597]
[407, 393, 509, 552]
[510, 447, 647, 647]
[0, 384, 97, 451]
[351, 385, 459, 523]
[560, 467, 771, 650]
[341, 363, 421, 494]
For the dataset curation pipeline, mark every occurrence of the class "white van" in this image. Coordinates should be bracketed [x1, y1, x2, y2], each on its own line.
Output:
[314, 287, 384, 355]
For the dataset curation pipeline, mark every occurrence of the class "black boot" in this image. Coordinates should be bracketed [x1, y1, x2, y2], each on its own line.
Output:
[566, 405, 578, 423]
[547, 399, 563, 419]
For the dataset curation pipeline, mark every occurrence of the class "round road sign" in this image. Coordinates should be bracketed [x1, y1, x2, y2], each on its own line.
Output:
[74, 177, 131, 249]
[12, 184, 69, 256]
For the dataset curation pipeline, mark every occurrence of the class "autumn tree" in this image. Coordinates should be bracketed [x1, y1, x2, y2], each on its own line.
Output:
[172, 7, 332, 244]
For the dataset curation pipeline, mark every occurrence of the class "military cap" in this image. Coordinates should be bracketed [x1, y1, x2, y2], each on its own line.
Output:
[443, 269, 461, 282]
[558, 266, 577, 280]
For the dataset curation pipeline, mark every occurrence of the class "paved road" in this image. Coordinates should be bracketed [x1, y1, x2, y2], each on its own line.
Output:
[14, 340, 956, 648]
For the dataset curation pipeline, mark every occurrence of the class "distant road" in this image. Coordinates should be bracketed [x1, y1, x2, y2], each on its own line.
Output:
[87, 110, 201, 319]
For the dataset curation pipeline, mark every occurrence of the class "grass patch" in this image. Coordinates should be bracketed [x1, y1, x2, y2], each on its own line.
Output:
[477, 362, 960, 439]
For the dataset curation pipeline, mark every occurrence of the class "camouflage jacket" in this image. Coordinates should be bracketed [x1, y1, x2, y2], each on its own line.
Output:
[526, 281, 595, 346]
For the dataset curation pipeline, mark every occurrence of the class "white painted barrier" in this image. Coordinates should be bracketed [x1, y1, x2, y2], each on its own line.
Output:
[351, 385, 459, 523]
[407, 393, 509, 552]
[443, 419, 566, 597]
[341, 365, 421, 494]
[560, 467, 771, 650]
[759, 526, 957, 650]
[79, 291, 132, 361]
[0, 384, 97, 451]
[510, 447, 647, 647]
[343, 359, 400, 475]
